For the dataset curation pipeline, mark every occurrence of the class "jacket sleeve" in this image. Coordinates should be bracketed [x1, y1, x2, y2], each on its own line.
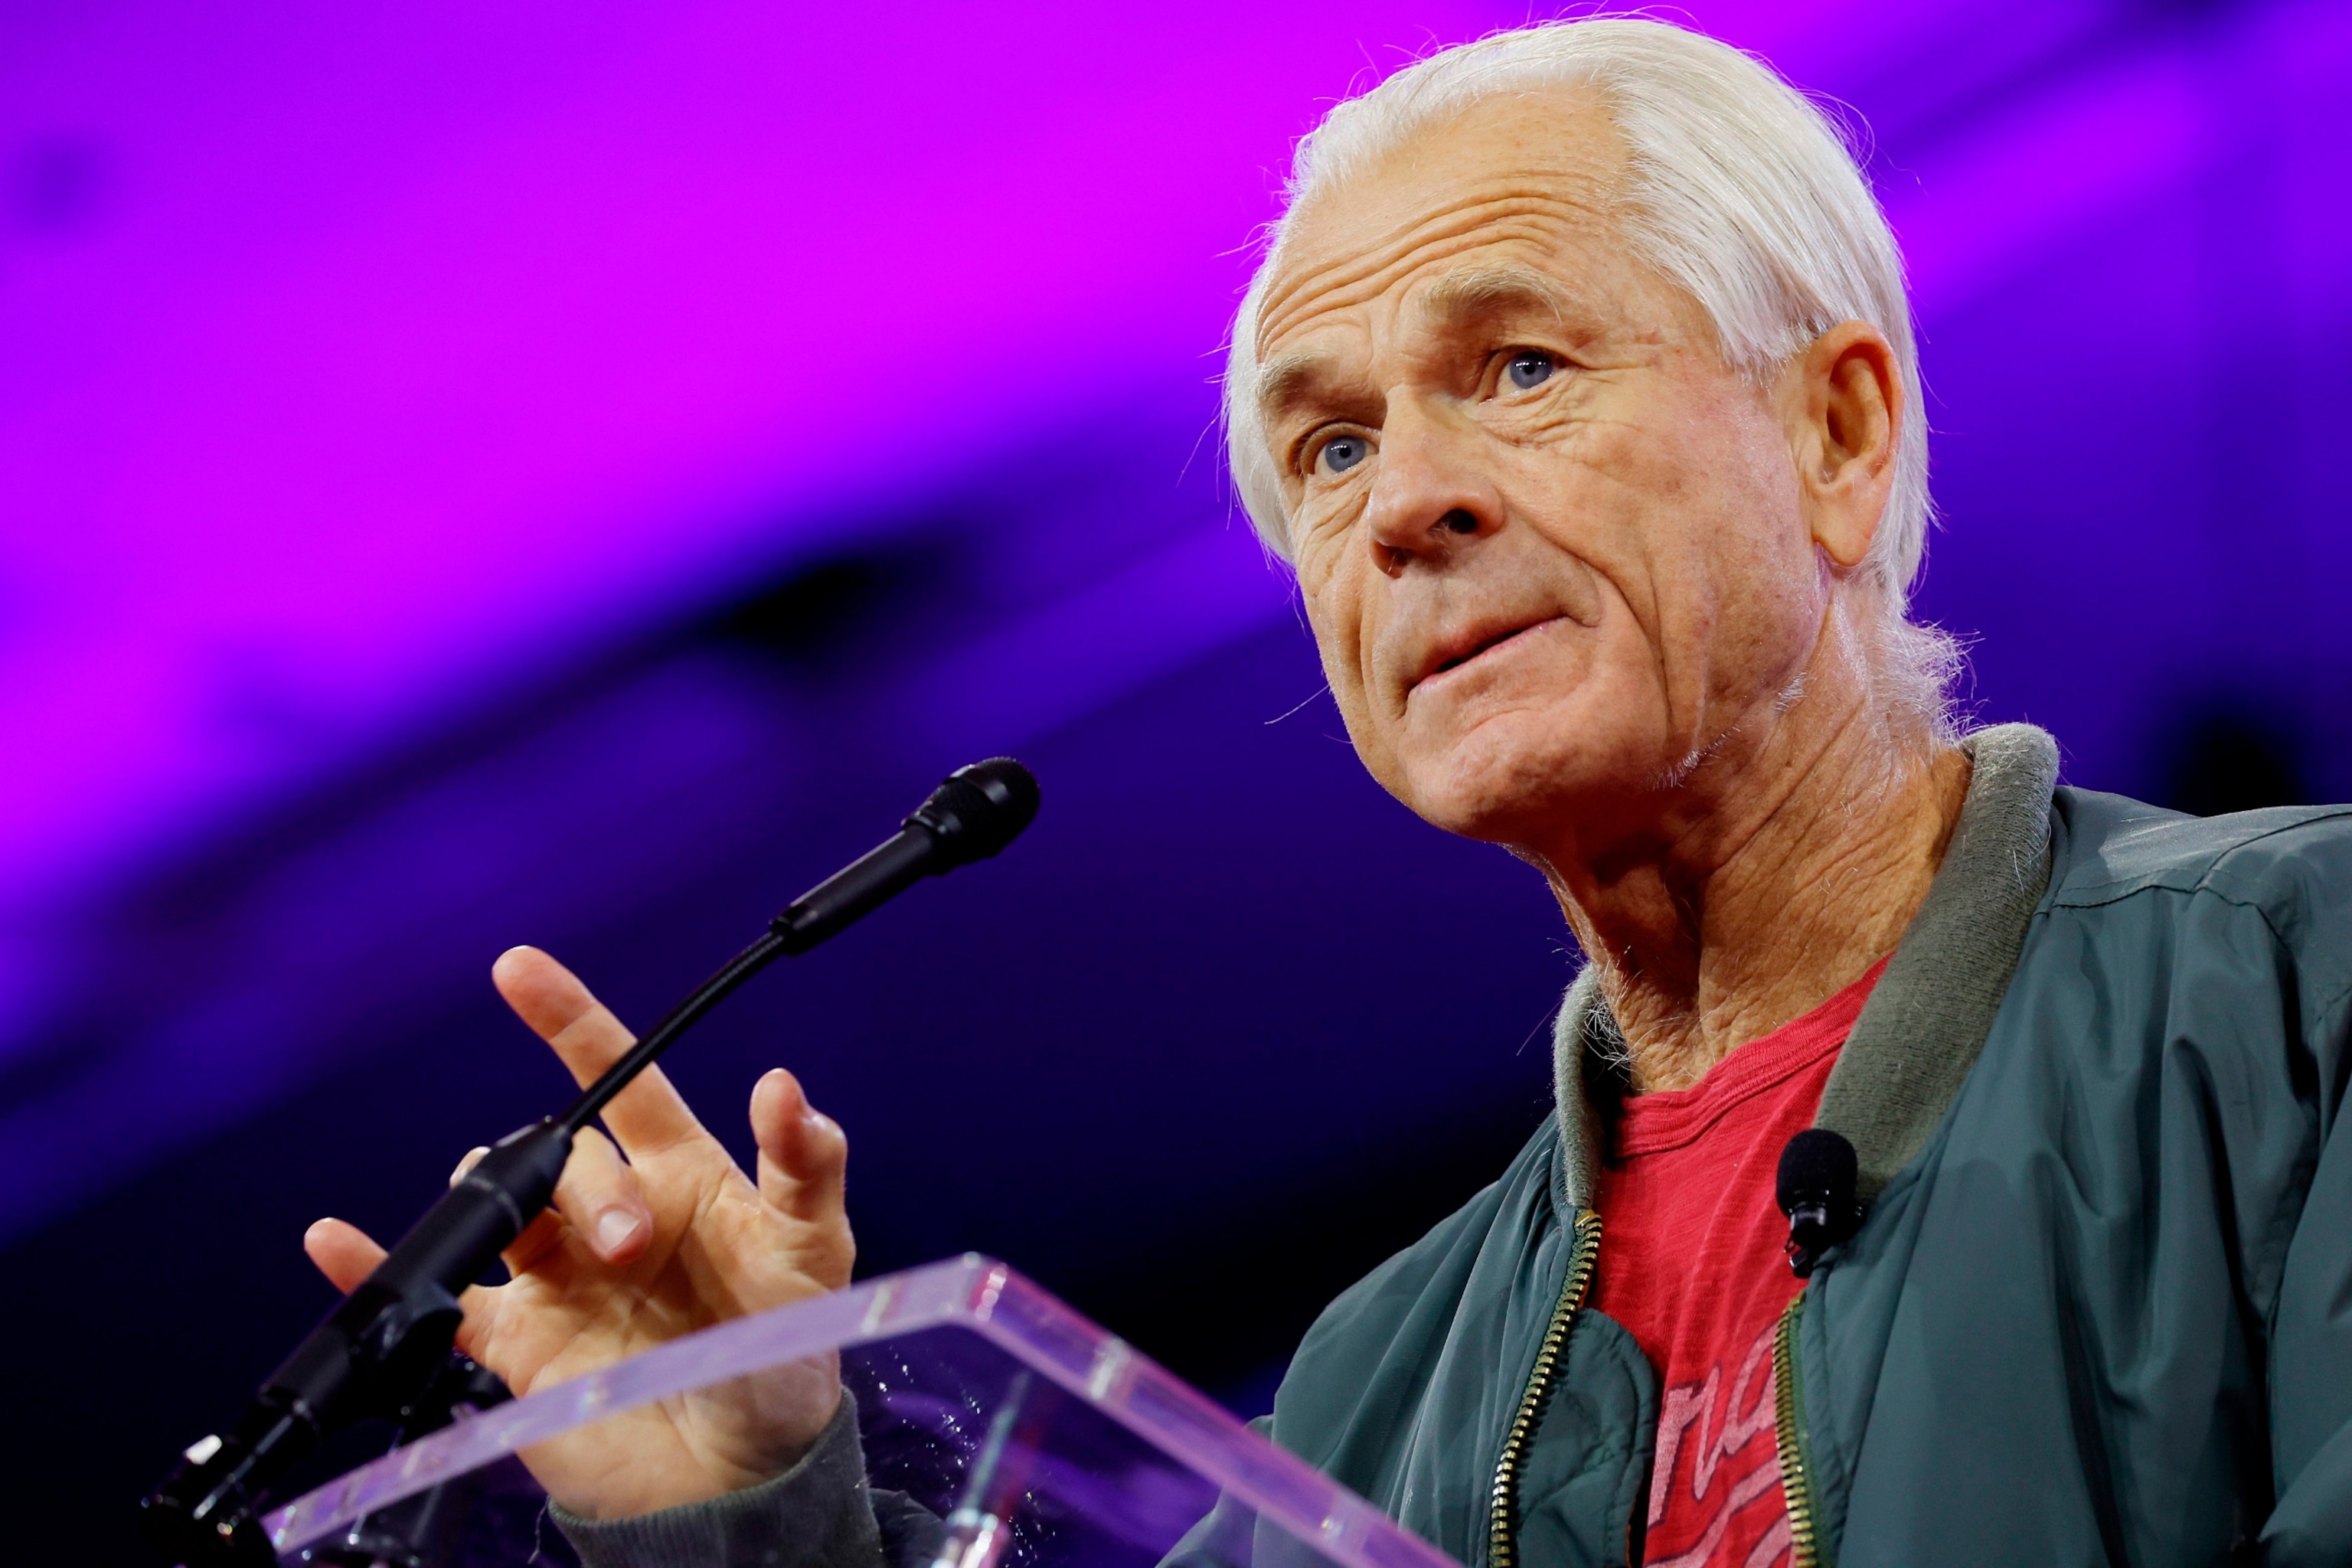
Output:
[2244, 820, 2352, 1562]
[550, 1392, 942, 1568]
[2262, 1061, 2352, 1560]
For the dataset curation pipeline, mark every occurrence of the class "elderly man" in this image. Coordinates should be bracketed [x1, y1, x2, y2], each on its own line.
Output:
[305, 17, 2352, 1566]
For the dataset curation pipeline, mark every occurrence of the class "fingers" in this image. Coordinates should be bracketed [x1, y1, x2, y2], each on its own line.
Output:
[750, 1069, 849, 1233]
[550, 1127, 653, 1266]
[302, 1218, 496, 1362]
[492, 946, 704, 1156]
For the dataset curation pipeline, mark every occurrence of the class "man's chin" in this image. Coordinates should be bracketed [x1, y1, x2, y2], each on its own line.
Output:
[1394, 720, 1660, 844]
[1397, 755, 1588, 845]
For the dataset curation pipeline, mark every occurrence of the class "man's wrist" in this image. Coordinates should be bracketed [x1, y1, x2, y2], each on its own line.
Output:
[550, 1392, 879, 1568]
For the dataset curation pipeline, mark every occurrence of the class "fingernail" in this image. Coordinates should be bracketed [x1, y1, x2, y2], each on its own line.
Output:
[595, 1209, 643, 1255]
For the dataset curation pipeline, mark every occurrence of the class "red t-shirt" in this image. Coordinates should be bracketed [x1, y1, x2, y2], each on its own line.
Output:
[1587, 959, 1885, 1568]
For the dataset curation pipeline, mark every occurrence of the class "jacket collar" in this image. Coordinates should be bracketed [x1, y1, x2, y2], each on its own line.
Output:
[1550, 723, 2060, 1214]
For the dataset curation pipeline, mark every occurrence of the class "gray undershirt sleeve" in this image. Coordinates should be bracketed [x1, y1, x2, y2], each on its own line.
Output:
[550, 1391, 940, 1568]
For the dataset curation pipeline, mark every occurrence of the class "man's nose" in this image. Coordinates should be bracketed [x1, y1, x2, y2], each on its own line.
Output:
[1362, 401, 1503, 576]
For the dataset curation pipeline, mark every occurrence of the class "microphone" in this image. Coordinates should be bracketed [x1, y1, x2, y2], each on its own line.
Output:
[774, 754, 1040, 949]
[1775, 1128, 1863, 1279]
[140, 759, 1040, 1567]
[560, 757, 1040, 1135]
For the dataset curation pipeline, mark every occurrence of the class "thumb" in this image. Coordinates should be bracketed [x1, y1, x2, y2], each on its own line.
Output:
[304, 1217, 387, 1295]
[302, 1217, 500, 1364]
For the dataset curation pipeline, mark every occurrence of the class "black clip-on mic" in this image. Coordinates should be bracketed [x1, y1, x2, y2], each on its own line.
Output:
[1775, 1128, 1864, 1279]
[139, 759, 1041, 1567]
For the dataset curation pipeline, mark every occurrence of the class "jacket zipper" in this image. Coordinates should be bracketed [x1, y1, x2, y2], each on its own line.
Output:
[1772, 1292, 1822, 1568]
[1488, 1208, 1603, 1568]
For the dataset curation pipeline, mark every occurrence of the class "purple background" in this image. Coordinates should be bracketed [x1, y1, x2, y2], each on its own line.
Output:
[2, 0, 2347, 1555]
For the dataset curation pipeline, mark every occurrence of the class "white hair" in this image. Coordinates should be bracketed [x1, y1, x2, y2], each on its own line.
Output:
[1223, 15, 1959, 729]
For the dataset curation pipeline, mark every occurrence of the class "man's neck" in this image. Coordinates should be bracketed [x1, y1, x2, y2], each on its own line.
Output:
[1531, 675, 1971, 1095]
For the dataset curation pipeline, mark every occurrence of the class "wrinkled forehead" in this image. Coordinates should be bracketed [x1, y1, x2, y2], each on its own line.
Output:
[1253, 87, 1629, 361]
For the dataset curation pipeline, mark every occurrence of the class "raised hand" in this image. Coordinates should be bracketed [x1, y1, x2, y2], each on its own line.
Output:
[302, 945, 854, 1520]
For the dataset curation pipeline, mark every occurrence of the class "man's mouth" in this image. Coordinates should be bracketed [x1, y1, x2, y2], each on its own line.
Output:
[1438, 625, 1534, 673]
[1414, 616, 1563, 691]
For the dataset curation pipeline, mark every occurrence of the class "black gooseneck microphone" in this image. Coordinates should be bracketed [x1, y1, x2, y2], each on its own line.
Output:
[1775, 1128, 1864, 1279]
[139, 759, 1040, 1568]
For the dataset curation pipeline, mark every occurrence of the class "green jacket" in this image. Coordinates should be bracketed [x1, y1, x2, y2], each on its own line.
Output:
[1269, 724, 2352, 1566]
[558, 724, 2352, 1568]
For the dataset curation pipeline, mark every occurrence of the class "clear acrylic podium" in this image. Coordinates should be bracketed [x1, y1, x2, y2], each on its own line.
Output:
[263, 1255, 1461, 1568]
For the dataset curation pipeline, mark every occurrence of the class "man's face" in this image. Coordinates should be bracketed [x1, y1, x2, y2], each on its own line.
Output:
[1254, 91, 1831, 851]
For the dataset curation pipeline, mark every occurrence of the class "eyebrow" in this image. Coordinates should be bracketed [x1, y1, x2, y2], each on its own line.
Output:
[1414, 264, 1577, 332]
[1252, 350, 1351, 431]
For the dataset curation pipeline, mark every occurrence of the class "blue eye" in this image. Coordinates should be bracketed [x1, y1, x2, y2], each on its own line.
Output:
[1317, 434, 1370, 475]
[1506, 351, 1555, 390]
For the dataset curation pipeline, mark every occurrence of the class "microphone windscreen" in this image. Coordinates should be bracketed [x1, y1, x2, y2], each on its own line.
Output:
[1776, 1127, 1858, 1215]
[912, 758, 1040, 867]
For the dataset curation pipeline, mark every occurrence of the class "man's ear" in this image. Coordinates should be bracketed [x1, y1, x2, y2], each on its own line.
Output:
[1784, 321, 1901, 570]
